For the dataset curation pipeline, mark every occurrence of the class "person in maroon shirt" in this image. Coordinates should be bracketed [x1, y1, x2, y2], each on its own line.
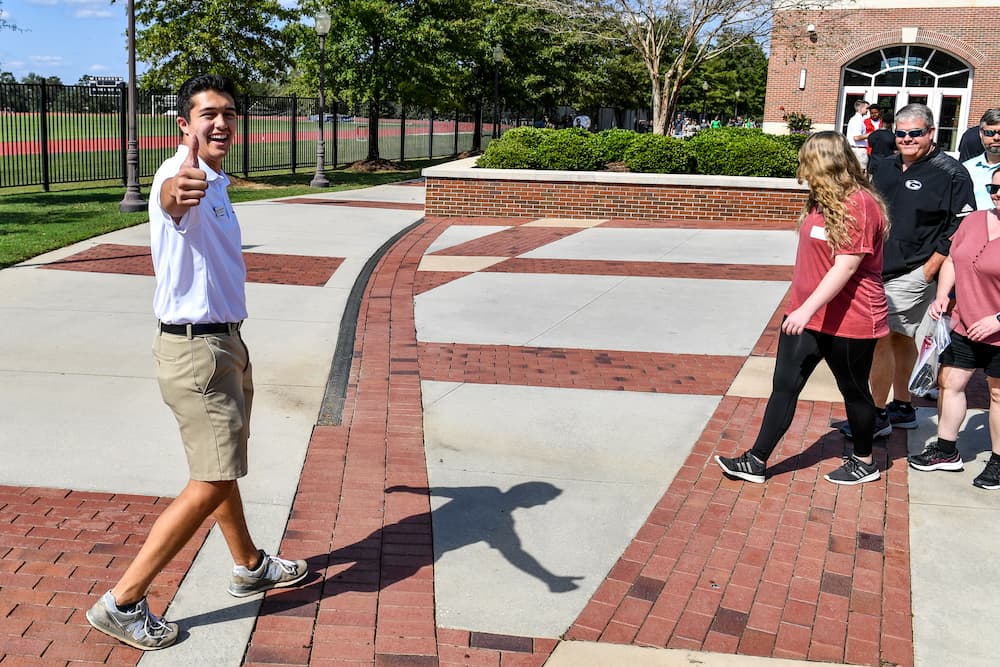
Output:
[912, 169, 1000, 489]
[717, 131, 890, 486]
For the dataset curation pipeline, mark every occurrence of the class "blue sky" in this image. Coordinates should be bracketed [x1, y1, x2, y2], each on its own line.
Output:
[0, 0, 144, 82]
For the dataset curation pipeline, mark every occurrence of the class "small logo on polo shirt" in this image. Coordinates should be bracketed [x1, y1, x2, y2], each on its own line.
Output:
[904, 180, 922, 191]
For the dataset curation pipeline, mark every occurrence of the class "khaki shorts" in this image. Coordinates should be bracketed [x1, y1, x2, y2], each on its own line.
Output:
[885, 265, 935, 337]
[852, 146, 869, 170]
[153, 328, 253, 481]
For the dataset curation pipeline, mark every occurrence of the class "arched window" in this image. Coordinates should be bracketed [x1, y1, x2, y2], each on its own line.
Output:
[841, 46, 972, 151]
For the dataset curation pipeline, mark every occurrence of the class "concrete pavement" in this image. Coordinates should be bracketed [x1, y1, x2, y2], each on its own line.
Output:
[0, 177, 997, 666]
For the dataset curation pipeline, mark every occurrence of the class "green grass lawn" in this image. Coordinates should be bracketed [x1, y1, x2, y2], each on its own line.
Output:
[0, 161, 440, 269]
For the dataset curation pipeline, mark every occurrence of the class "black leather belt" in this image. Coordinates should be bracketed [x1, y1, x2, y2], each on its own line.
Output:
[159, 322, 241, 336]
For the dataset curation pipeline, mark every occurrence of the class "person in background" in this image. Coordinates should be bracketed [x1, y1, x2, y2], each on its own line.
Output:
[716, 131, 889, 486]
[910, 169, 1000, 489]
[864, 105, 885, 154]
[837, 105, 976, 443]
[962, 109, 1000, 211]
[846, 99, 871, 170]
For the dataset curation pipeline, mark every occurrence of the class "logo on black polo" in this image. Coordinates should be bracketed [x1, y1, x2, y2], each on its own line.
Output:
[904, 180, 922, 191]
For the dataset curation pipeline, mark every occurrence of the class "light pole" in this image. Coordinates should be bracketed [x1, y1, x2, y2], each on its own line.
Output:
[492, 45, 503, 140]
[734, 89, 741, 119]
[701, 81, 709, 124]
[311, 9, 331, 188]
[119, 0, 144, 212]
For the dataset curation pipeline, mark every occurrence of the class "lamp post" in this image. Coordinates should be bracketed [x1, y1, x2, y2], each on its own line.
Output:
[118, 0, 145, 212]
[310, 9, 331, 188]
[734, 89, 741, 119]
[492, 45, 503, 140]
[701, 81, 709, 124]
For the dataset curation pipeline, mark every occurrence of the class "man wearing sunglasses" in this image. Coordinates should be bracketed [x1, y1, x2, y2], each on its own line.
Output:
[847, 104, 976, 441]
[961, 109, 1000, 211]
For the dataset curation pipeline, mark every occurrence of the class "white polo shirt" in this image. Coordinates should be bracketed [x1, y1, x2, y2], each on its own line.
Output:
[962, 152, 1000, 211]
[149, 145, 247, 325]
[846, 113, 867, 148]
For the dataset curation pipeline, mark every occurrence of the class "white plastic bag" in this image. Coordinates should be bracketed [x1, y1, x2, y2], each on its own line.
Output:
[908, 315, 952, 397]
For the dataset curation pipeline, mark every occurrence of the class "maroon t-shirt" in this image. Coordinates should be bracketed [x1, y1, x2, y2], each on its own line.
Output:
[788, 189, 889, 339]
[950, 210, 1000, 346]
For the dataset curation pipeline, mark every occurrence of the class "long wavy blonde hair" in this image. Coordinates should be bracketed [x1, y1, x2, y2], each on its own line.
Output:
[796, 131, 889, 252]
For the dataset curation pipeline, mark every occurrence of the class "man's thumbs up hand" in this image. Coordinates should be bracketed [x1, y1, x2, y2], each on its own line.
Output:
[162, 129, 208, 221]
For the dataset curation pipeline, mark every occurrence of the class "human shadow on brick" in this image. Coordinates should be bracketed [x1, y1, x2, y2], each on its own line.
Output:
[175, 481, 581, 628]
[381, 481, 583, 593]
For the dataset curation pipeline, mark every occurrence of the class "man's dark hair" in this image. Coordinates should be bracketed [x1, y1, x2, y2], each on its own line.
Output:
[177, 74, 237, 120]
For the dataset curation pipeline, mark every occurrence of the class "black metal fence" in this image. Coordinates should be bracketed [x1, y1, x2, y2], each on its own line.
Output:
[0, 82, 494, 190]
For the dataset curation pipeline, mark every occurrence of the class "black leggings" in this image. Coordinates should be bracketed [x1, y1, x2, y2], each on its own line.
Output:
[750, 328, 878, 461]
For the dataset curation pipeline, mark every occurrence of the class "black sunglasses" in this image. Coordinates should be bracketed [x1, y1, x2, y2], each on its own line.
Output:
[895, 128, 930, 138]
[987, 184, 1000, 195]
[982, 129, 1000, 137]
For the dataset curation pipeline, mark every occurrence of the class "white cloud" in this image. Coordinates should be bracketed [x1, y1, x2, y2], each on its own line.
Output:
[0, 10, 9, 20]
[30, 55, 65, 66]
[26, 0, 59, 6]
[89, 64, 109, 72]
[74, 8, 113, 18]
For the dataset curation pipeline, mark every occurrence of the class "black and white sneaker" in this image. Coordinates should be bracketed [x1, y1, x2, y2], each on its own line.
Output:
[908, 444, 963, 472]
[973, 458, 1000, 490]
[715, 451, 766, 484]
[825, 456, 880, 485]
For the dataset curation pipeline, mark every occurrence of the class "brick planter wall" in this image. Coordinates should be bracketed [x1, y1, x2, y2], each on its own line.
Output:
[423, 158, 809, 224]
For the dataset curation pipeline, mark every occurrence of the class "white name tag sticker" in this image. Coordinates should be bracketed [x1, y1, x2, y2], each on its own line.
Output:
[809, 225, 827, 241]
[214, 206, 227, 217]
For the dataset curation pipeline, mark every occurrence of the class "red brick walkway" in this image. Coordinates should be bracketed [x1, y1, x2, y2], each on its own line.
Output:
[242, 213, 914, 666]
[0, 488, 211, 665]
[2, 212, 921, 666]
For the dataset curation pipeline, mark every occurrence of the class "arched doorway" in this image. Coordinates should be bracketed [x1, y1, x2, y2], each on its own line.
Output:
[840, 45, 972, 152]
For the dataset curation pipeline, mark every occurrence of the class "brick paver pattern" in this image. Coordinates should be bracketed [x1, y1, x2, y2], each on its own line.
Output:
[2, 200, 935, 666]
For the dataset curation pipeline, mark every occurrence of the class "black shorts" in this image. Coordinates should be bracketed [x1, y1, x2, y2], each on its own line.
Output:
[940, 331, 1000, 378]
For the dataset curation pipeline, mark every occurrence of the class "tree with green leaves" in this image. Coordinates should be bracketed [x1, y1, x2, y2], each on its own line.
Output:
[520, 0, 794, 134]
[130, 0, 297, 93]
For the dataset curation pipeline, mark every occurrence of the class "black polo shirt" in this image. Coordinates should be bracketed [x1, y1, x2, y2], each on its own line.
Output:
[871, 147, 976, 280]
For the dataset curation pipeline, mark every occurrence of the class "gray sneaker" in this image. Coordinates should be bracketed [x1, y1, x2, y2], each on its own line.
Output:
[228, 550, 308, 597]
[85, 591, 179, 651]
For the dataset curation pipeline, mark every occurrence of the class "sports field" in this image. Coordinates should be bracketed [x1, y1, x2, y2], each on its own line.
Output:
[1, 113, 483, 189]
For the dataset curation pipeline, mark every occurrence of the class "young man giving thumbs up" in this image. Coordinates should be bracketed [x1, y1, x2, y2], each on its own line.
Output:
[85, 74, 308, 650]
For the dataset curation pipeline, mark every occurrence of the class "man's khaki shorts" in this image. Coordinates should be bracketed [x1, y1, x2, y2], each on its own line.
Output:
[885, 265, 935, 337]
[153, 328, 253, 481]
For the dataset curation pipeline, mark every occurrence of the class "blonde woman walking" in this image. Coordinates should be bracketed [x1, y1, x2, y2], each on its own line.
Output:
[717, 131, 890, 485]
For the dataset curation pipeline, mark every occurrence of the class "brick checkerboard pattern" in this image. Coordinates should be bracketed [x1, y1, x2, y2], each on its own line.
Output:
[239, 212, 919, 666]
[4, 206, 949, 665]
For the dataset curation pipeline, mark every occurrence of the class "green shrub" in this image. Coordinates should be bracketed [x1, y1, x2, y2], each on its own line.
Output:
[593, 129, 637, 165]
[686, 127, 798, 178]
[622, 134, 690, 173]
[494, 126, 552, 148]
[477, 140, 539, 169]
[534, 131, 601, 171]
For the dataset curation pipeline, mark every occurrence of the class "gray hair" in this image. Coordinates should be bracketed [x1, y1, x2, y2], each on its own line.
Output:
[854, 99, 869, 112]
[895, 104, 934, 128]
[980, 109, 1000, 127]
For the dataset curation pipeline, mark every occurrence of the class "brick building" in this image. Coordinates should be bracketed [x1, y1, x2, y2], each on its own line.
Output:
[763, 0, 1000, 152]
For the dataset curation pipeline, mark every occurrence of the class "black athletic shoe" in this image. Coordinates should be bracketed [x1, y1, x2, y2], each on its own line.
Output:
[839, 414, 892, 440]
[973, 458, 1000, 490]
[886, 400, 918, 429]
[825, 456, 880, 485]
[715, 451, 765, 484]
[908, 444, 963, 472]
